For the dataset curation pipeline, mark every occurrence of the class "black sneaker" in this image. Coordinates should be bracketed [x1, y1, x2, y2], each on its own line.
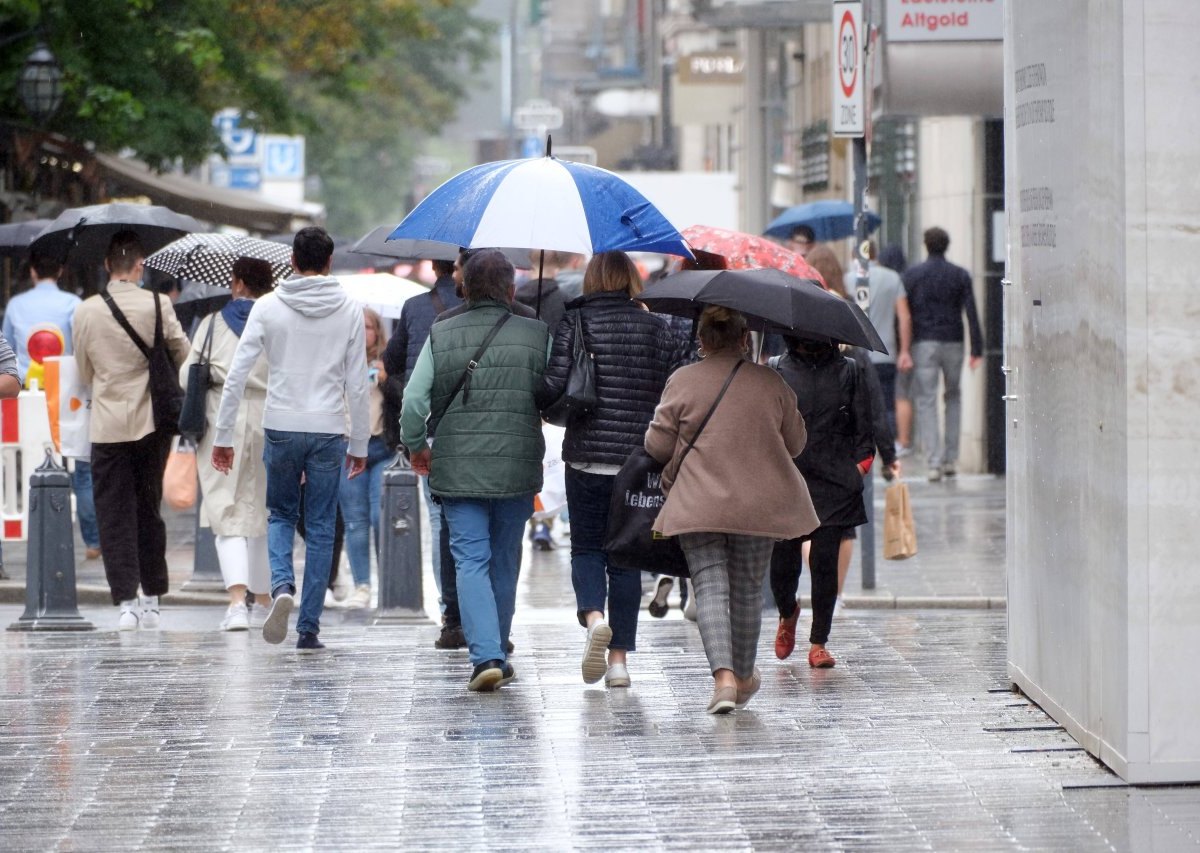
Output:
[468, 660, 504, 692]
[498, 662, 516, 687]
[296, 631, 325, 651]
[434, 624, 467, 649]
[648, 576, 673, 618]
[506, 639, 515, 655]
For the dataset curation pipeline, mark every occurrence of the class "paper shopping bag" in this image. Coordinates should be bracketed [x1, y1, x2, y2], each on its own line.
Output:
[883, 481, 918, 560]
[163, 437, 198, 510]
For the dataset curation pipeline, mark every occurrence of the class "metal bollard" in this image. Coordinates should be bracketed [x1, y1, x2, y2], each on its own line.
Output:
[374, 452, 431, 624]
[860, 470, 876, 590]
[8, 451, 94, 631]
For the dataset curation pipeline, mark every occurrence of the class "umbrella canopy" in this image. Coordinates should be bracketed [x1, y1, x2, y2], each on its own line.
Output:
[338, 273, 428, 320]
[682, 224, 824, 282]
[0, 219, 53, 259]
[349, 226, 532, 270]
[30, 202, 201, 263]
[763, 200, 881, 242]
[639, 268, 888, 353]
[387, 154, 693, 258]
[145, 233, 293, 288]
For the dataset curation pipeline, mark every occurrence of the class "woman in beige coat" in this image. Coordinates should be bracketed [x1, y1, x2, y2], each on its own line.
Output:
[645, 306, 819, 713]
[179, 258, 273, 631]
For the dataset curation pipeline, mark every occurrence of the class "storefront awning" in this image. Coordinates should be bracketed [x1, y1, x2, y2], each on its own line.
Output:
[93, 153, 312, 233]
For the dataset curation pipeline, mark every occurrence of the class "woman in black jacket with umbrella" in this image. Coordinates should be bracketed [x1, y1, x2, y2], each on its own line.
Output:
[536, 251, 684, 689]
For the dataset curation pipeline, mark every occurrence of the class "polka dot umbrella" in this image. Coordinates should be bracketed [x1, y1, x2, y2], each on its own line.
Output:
[145, 233, 293, 287]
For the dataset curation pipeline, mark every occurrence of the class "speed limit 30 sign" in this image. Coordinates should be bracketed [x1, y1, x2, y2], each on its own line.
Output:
[833, 0, 864, 137]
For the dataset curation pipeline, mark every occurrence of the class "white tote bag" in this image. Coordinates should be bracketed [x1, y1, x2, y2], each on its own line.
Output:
[45, 356, 92, 460]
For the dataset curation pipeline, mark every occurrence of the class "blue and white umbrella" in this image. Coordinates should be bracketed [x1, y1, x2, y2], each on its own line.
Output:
[387, 153, 692, 259]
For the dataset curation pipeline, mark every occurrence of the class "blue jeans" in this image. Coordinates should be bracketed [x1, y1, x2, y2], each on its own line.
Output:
[337, 435, 391, 587]
[441, 492, 534, 666]
[565, 467, 640, 651]
[71, 459, 100, 549]
[263, 430, 347, 635]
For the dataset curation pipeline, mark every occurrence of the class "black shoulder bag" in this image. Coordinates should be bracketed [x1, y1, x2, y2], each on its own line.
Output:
[604, 359, 744, 577]
[103, 287, 184, 435]
[541, 309, 597, 427]
[178, 314, 217, 442]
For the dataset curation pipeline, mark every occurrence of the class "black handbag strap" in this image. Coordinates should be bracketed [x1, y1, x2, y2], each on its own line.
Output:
[102, 285, 162, 361]
[669, 359, 743, 481]
[198, 311, 217, 365]
[571, 308, 586, 355]
[431, 312, 511, 423]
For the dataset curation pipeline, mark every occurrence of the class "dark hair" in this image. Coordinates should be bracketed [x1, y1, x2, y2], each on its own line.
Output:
[878, 243, 907, 273]
[432, 259, 456, 278]
[232, 256, 275, 296]
[106, 230, 145, 276]
[292, 226, 335, 272]
[790, 224, 816, 244]
[923, 227, 950, 256]
[29, 249, 61, 280]
[462, 248, 514, 303]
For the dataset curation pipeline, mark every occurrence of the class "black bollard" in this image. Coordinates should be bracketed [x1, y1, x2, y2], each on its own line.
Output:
[8, 451, 95, 631]
[374, 452, 431, 625]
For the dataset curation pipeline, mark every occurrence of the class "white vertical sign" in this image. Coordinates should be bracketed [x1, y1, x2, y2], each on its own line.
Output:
[833, 0, 865, 138]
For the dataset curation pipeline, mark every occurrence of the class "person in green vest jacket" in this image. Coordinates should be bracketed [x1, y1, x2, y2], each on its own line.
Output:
[401, 248, 550, 692]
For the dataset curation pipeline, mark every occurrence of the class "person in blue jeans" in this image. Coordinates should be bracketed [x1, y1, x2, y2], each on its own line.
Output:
[213, 228, 370, 651]
[401, 249, 549, 692]
[337, 307, 392, 609]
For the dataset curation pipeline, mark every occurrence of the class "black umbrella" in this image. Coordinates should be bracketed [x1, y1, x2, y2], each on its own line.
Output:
[145, 233, 293, 287]
[30, 203, 201, 264]
[350, 225, 534, 270]
[639, 268, 888, 354]
[0, 219, 52, 259]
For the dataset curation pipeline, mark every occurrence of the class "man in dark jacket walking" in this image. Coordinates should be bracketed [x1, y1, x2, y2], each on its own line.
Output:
[515, 249, 572, 333]
[903, 227, 983, 481]
[401, 249, 549, 692]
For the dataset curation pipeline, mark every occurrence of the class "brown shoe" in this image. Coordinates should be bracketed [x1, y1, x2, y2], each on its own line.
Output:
[774, 602, 800, 660]
[735, 668, 762, 709]
[85, 547, 101, 560]
[808, 646, 836, 668]
[706, 685, 737, 715]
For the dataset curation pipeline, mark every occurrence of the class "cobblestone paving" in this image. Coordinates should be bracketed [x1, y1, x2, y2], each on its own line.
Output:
[2, 607, 1197, 851]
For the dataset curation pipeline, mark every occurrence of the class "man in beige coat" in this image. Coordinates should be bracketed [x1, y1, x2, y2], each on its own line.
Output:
[72, 231, 190, 630]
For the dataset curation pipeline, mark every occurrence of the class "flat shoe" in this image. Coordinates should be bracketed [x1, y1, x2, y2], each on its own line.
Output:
[468, 660, 505, 692]
[706, 685, 737, 715]
[581, 621, 612, 684]
[808, 647, 836, 668]
[604, 663, 631, 689]
[735, 668, 761, 709]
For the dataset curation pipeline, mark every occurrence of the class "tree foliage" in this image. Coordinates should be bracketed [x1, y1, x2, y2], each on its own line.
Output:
[0, 0, 492, 234]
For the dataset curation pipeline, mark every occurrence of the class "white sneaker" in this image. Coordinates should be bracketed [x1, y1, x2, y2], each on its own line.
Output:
[221, 602, 249, 632]
[604, 662, 631, 689]
[117, 599, 140, 631]
[683, 582, 698, 622]
[262, 593, 294, 645]
[343, 584, 371, 609]
[249, 602, 269, 630]
[332, 559, 353, 602]
[324, 589, 338, 608]
[582, 620, 613, 684]
[140, 595, 160, 630]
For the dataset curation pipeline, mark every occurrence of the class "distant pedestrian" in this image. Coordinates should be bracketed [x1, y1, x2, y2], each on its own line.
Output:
[515, 249, 573, 332]
[3, 249, 101, 560]
[382, 258, 462, 646]
[213, 226, 370, 651]
[878, 244, 915, 456]
[337, 307, 391, 610]
[180, 257, 274, 632]
[401, 248, 549, 692]
[645, 307, 818, 713]
[787, 224, 816, 258]
[903, 227, 983, 480]
[535, 251, 683, 690]
[72, 231, 191, 630]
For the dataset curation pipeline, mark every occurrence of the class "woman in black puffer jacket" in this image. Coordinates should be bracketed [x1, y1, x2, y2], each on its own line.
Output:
[535, 252, 684, 690]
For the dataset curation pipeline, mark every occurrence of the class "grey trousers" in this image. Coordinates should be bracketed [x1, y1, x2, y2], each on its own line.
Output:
[913, 339, 965, 469]
[678, 532, 775, 679]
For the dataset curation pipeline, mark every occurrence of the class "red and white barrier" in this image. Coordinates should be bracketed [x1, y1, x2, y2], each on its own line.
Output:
[0, 388, 58, 542]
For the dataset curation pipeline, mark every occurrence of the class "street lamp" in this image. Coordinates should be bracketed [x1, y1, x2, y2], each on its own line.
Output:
[17, 43, 63, 125]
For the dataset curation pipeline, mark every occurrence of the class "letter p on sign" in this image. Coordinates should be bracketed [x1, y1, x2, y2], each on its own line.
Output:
[833, 0, 865, 138]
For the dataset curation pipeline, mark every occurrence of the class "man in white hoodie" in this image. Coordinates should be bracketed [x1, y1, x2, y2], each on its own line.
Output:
[212, 227, 370, 651]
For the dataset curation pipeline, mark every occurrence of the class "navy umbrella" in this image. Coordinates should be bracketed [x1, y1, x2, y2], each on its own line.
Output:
[639, 267, 888, 354]
[764, 200, 881, 242]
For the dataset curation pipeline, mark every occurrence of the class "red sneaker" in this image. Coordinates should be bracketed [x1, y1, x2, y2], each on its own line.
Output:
[808, 646, 836, 668]
[774, 605, 800, 660]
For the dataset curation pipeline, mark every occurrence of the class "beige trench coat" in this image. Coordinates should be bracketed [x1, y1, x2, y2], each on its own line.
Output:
[180, 310, 269, 537]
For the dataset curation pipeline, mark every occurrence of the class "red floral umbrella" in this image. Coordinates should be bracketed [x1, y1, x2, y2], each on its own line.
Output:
[681, 224, 826, 288]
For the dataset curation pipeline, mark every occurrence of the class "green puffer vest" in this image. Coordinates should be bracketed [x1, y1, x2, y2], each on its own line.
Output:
[428, 302, 549, 498]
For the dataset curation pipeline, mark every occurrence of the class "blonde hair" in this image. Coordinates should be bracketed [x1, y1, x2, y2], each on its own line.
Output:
[363, 307, 386, 362]
[697, 306, 748, 355]
[583, 251, 642, 297]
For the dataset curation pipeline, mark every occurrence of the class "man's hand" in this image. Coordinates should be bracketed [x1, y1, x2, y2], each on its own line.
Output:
[969, 355, 982, 370]
[883, 460, 902, 481]
[409, 447, 431, 476]
[346, 455, 367, 480]
[897, 351, 914, 372]
[212, 446, 234, 474]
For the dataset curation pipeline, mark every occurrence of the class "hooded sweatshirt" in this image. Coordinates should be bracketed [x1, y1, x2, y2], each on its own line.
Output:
[214, 275, 370, 456]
